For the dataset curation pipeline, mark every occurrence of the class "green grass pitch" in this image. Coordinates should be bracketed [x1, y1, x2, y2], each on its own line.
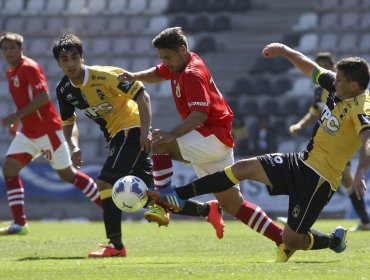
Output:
[0, 219, 369, 280]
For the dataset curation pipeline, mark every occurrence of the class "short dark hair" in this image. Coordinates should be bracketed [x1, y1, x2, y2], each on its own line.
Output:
[0, 32, 23, 49]
[336, 57, 370, 90]
[52, 33, 83, 60]
[315, 52, 335, 66]
[152, 27, 188, 50]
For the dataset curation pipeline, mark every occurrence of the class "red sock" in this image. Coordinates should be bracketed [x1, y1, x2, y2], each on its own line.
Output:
[152, 153, 173, 189]
[73, 171, 103, 208]
[235, 200, 283, 245]
[5, 176, 26, 226]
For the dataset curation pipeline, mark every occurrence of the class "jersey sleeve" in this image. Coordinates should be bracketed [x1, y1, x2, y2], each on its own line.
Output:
[155, 63, 171, 80]
[106, 69, 145, 100]
[25, 64, 49, 95]
[56, 85, 77, 126]
[354, 99, 370, 135]
[312, 66, 336, 93]
[183, 72, 210, 113]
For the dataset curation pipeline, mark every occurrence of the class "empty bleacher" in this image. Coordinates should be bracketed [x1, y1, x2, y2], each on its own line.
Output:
[1, 0, 369, 160]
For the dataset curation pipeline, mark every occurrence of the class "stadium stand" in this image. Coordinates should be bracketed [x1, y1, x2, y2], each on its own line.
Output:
[1, 0, 369, 162]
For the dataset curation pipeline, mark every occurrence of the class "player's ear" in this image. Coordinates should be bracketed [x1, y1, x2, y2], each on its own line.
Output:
[179, 45, 187, 56]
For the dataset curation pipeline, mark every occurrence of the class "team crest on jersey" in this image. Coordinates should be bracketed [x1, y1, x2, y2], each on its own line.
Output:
[13, 76, 19, 87]
[96, 89, 106, 100]
[175, 84, 181, 97]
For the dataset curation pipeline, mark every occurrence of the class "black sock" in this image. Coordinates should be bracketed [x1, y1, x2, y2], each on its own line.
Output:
[171, 200, 210, 217]
[103, 197, 123, 247]
[349, 192, 370, 224]
[175, 171, 235, 200]
[309, 229, 330, 250]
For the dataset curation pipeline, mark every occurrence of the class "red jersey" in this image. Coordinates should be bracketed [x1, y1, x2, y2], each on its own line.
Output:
[156, 52, 234, 147]
[6, 56, 62, 139]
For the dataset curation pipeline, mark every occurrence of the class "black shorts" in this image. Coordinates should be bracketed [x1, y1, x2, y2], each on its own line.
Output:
[257, 152, 334, 233]
[98, 128, 153, 187]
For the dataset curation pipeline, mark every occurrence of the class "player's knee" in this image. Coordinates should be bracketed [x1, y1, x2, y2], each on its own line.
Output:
[96, 180, 111, 192]
[2, 157, 22, 177]
[56, 167, 76, 183]
[218, 196, 243, 216]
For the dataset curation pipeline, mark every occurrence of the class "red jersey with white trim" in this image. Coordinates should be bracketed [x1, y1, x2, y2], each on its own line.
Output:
[156, 52, 234, 147]
[6, 56, 62, 138]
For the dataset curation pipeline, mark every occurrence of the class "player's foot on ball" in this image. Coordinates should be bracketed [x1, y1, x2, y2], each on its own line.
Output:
[88, 243, 127, 257]
[206, 200, 225, 239]
[146, 186, 185, 212]
[0, 222, 28, 235]
[144, 204, 170, 227]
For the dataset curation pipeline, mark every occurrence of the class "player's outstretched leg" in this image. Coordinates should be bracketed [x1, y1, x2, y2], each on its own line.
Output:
[147, 186, 186, 212]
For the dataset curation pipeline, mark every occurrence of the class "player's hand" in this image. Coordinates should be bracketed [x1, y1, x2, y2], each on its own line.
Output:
[2, 113, 19, 128]
[289, 123, 301, 137]
[117, 71, 136, 82]
[8, 122, 19, 137]
[71, 148, 83, 169]
[140, 133, 152, 153]
[352, 171, 367, 200]
[262, 43, 286, 58]
[152, 129, 175, 145]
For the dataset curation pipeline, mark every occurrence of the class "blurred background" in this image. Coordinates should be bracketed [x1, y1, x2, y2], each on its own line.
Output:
[0, 0, 369, 221]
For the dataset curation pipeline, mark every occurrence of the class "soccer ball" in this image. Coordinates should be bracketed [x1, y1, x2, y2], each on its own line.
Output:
[112, 175, 148, 212]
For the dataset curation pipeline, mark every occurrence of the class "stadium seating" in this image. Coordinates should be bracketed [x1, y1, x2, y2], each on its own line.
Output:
[1, 0, 370, 161]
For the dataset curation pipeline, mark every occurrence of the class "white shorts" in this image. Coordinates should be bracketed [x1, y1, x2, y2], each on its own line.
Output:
[7, 130, 72, 170]
[177, 130, 236, 179]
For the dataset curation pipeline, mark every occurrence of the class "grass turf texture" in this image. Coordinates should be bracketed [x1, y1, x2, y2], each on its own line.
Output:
[0, 220, 369, 280]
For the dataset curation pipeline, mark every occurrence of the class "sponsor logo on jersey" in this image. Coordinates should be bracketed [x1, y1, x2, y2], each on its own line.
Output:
[292, 204, 300, 218]
[81, 102, 113, 118]
[188, 101, 208, 107]
[319, 105, 339, 133]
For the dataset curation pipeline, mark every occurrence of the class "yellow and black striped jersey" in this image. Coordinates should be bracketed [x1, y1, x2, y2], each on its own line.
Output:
[303, 67, 370, 189]
[56, 65, 144, 141]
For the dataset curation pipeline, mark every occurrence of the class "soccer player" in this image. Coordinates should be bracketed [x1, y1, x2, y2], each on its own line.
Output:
[118, 27, 285, 246]
[148, 43, 370, 261]
[52, 33, 153, 257]
[0, 32, 103, 235]
[289, 52, 370, 232]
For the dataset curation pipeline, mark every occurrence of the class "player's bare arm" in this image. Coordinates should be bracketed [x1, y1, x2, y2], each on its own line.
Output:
[1, 91, 50, 127]
[63, 123, 83, 168]
[353, 129, 370, 199]
[262, 43, 319, 77]
[135, 90, 152, 153]
[118, 67, 163, 83]
[153, 111, 207, 145]
[289, 112, 316, 137]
